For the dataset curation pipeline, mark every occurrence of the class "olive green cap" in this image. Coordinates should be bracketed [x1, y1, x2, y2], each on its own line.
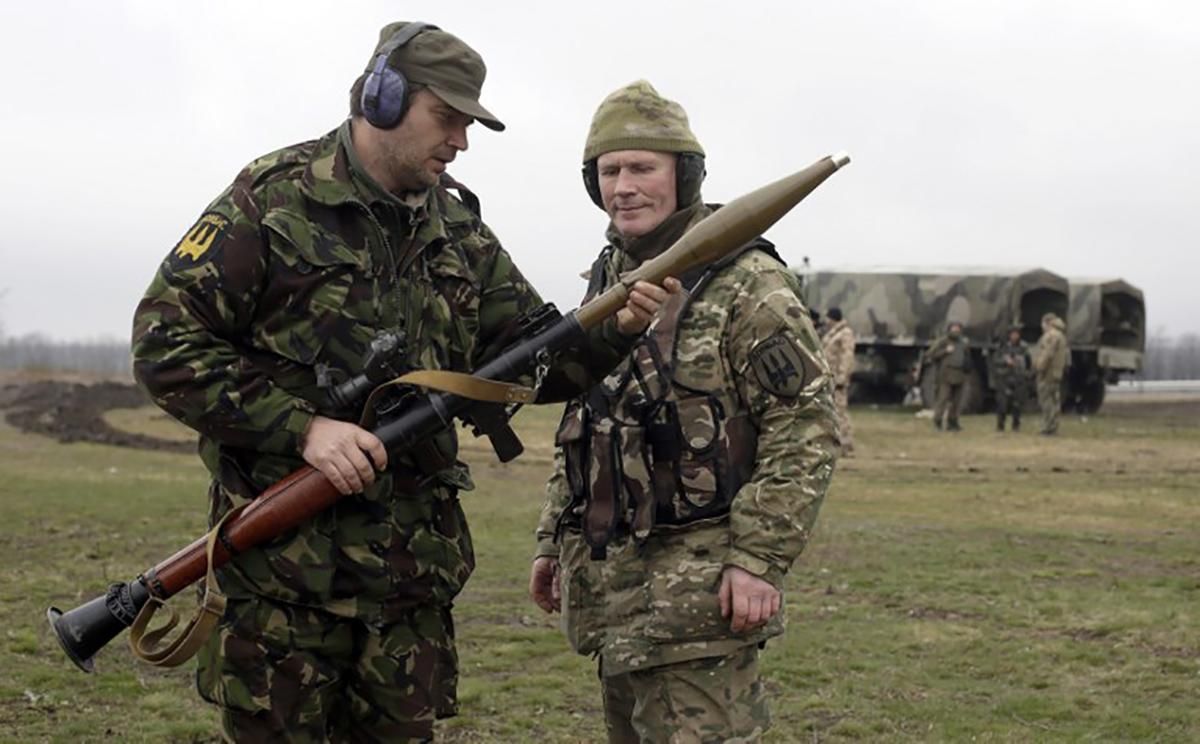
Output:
[369, 22, 505, 131]
[582, 80, 703, 162]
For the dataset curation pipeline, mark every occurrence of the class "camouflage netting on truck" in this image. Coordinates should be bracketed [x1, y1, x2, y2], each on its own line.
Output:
[797, 266, 1070, 346]
[1067, 278, 1145, 355]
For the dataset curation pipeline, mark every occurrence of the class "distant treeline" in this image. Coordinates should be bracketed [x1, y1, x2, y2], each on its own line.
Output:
[0, 335, 132, 377]
[1, 332, 1198, 380]
[1142, 333, 1200, 381]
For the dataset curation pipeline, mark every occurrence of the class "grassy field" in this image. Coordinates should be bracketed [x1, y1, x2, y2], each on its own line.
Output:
[1, 397, 1198, 742]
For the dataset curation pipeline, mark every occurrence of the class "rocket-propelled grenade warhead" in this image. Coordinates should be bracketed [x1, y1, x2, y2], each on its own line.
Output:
[573, 152, 851, 330]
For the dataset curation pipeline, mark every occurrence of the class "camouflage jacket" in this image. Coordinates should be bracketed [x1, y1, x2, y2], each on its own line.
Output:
[1034, 321, 1069, 381]
[132, 122, 632, 624]
[534, 206, 838, 675]
[923, 333, 972, 385]
[821, 319, 856, 388]
[991, 340, 1031, 390]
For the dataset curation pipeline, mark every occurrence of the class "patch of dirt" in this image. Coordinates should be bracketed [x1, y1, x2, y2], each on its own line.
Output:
[905, 605, 986, 622]
[1065, 626, 1116, 642]
[1142, 644, 1200, 659]
[0, 380, 194, 453]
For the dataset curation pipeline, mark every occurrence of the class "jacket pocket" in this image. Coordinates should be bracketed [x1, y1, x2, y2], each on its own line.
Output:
[556, 402, 587, 502]
[675, 395, 720, 510]
[642, 527, 729, 642]
[560, 533, 608, 656]
[257, 208, 369, 365]
[213, 453, 336, 604]
[424, 247, 481, 369]
[383, 485, 476, 605]
[616, 424, 653, 515]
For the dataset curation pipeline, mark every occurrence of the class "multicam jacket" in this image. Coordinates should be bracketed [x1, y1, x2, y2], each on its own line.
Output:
[821, 319, 856, 388]
[132, 122, 631, 624]
[534, 205, 838, 675]
[1034, 319, 1069, 382]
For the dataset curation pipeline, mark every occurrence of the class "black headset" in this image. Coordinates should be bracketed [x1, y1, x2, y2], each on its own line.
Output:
[361, 22, 438, 129]
[582, 152, 706, 211]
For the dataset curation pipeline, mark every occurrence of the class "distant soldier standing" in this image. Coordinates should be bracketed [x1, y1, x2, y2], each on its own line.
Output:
[991, 324, 1030, 431]
[809, 307, 826, 336]
[822, 307, 857, 454]
[922, 321, 972, 431]
[1034, 312, 1069, 435]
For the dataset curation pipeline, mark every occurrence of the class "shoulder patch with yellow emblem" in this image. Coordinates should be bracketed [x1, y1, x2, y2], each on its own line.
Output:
[169, 212, 230, 269]
[749, 331, 824, 398]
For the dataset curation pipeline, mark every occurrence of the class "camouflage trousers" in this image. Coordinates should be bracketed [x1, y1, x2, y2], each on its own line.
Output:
[933, 380, 963, 428]
[832, 385, 854, 454]
[995, 384, 1026, 430]
[600, 645, 769, 744]
[1037, 378, 1061, 434]
[196, 595, 458, 743]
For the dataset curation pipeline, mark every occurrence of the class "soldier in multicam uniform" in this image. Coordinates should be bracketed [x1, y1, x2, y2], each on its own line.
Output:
[131, 23, 669, 743]
[527, 80, 838, 743]
[821, 307, 856, 455]
[991, 324, 1030, 432]
[1034, 312, 1069, 435]
[921, 321, 972, 431]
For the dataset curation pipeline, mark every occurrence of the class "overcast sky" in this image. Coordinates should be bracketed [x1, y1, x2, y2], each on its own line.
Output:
[0, 0, 1195, 342]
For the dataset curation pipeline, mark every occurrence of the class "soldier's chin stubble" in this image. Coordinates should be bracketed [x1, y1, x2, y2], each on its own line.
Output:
[381, 143, 437, 192]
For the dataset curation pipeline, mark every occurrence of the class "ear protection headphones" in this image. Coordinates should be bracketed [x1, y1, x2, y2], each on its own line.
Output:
[361, 22, 438, 129]
[582, 152, 706, 211]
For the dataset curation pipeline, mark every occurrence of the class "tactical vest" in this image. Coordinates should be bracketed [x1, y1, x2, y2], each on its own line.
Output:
[992, 341, 1029, 388]
[556, 240, 777, 559]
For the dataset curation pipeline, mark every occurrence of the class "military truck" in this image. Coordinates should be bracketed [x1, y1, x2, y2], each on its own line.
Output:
[1065, 278, 1145, 412]
[797, 266, 1070, 413]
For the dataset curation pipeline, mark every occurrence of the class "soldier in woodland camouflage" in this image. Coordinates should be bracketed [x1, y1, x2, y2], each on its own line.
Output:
[528, 80, 838, 743]
[991, 324, 1030, 432]
[1034, 312, 1069, 435]
[922, 321, 972, 431]
[132, 23, 668, 742]
[821, 307, 856, 455]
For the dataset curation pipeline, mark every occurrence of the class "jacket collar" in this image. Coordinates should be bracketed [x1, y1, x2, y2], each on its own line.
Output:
[298, 121, 450, 246]
[299, 122, 364, 207]
[300, 121, 430, 217]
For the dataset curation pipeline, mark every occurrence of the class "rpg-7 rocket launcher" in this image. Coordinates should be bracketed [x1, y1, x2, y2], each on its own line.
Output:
[47, 152, 851, 673]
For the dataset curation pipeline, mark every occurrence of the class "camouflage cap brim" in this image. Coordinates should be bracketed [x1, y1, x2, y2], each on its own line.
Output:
[429, 85, 505, 132]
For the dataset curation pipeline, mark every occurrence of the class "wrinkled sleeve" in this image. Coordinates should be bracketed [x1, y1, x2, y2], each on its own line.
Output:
[534, 446, 571, 560]
[131, 186, 316, 454]
[825, 330, 855, 387]
[1055, 333, 1070, 372]
[819, 338, 838, 380]
[924, 337, 947, 366]
[840, 332, 858, 386]
[1032, 339, 1046, 374]
[723, 268, 839, 588]
[473, 225, 634, 402]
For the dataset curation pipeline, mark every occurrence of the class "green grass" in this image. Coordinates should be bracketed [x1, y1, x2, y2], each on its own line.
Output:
[2, 401, 1198, 742]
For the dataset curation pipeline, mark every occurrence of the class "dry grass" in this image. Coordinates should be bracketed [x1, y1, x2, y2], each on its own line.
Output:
[2, 398, 1197, 742]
